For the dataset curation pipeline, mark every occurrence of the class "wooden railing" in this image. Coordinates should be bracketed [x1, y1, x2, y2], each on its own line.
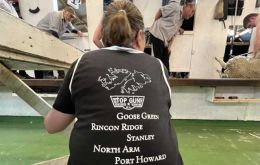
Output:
[169, 78, 260, 87]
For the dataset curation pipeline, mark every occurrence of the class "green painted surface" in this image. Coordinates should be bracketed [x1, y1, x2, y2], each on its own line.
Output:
[0, 117, 259, 165]
[174, 120, 260, 165]
[0, 117, 69, 165]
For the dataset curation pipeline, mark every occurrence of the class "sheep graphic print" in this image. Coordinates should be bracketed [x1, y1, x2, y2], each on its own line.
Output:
[98, 68, 152, 110]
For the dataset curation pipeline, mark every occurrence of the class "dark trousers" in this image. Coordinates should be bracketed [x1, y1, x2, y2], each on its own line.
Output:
[150, 34, 169, 71]
[35, 70, 53, 79]
[34, 70, 65, 79]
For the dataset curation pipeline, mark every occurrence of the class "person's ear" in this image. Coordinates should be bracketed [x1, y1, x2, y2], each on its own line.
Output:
[133, 30, 145, 51]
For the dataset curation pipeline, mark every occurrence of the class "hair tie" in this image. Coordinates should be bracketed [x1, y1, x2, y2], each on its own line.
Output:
[118, 9, 126, 15]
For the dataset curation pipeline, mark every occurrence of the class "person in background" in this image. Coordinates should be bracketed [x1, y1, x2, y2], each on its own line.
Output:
[36, 6, 83, 79]
[243, 13, 260, 59]
[149, 0, 195, 71]
[93, 0, 133, 48]
[44, 1, 183, 164]
[0, 0, 18, 17]
[37, 6, 83, 39]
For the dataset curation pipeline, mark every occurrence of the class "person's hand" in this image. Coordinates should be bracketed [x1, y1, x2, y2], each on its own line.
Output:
[77, 31, 84, 37]
[179, 28, 184, 35]
[168, 47, 172, 56]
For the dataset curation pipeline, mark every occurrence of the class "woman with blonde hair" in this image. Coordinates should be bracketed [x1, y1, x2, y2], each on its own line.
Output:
[45, 1, 183, 164]
[93, 0, 133, 48]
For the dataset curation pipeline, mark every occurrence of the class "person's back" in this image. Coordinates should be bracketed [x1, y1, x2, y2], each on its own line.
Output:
[150, 0, 183, 46]
[149, 0, 195, 71]
[36, 11, 59, 31]
[64, 48, 182, 164]
[45, 1, 183, 164]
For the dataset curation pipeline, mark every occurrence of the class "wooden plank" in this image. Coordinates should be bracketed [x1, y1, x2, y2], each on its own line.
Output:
[0, 9, 83, 69]
[21, 78, 260, 87]
[0, 50, 71, 70]
[169, 78, 260, 87]
[22, 79, 63, 93]
[22, 79, 63, 87]
[213, 98, 260, 103]
[0, 63, 51, 116]
[0, 79, 63, 93]
[2, 78, 260, 88]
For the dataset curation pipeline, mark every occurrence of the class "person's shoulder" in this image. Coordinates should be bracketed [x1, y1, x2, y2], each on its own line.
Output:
[138, 52, 161, 63]
[162, 1, 181, 13]
[81, 49, 107, 58]
[166, 1, 181, 8]
[170, 2, 181, 10]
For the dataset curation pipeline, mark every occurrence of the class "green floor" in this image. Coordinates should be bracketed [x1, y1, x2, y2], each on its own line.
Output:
[0, 117, 259, 165]
[0, 117, 69, 165]
[174, 120, 260, 165]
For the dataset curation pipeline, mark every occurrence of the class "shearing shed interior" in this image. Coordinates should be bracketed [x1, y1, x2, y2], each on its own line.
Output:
[0, 0, 259, 164]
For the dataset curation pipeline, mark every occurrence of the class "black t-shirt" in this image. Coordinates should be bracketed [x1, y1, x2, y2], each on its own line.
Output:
[53, 46, 183, 165]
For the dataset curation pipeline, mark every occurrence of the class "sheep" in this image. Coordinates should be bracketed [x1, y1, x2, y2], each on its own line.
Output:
[215, 55, 260, 78]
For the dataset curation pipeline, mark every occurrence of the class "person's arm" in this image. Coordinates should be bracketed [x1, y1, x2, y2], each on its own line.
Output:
[77, 31, 84, 37]
[68, 22, 84, 37]
[93, 22, 104, 48]
[167, 37, 174, 56]
[44, 61, 77, 134]
[154, 9, 162, 21]
[71, 29, 84, 37]
[44, 108, 75, 134]
[179, 27, 184, 34]
[49, 30, 59, 38]
[254, 18, 260, 57]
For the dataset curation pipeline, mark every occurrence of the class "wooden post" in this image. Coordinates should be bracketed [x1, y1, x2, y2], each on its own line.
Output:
[0, 63, 51, 116]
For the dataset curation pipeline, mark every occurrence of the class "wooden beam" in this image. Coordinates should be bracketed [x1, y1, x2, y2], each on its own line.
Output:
[169, 78, 260, 87]
[0, 50, 71, 70]
[2, 78, 260, 88]
[212, 98, 260, 103]
[0, 63, 51, 116]
[22, 79, 63, 87]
